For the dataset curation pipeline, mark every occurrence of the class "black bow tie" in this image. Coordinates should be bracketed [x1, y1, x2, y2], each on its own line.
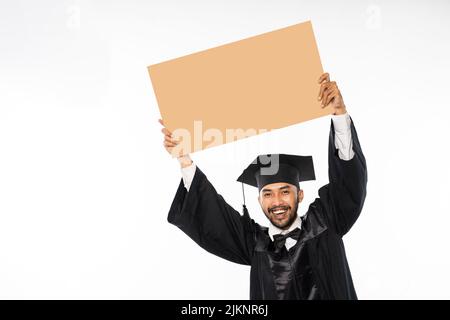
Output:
[272, 227, 301, 252]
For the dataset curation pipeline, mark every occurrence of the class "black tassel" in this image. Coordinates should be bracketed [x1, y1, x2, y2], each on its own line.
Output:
[242, 204, 249, 218]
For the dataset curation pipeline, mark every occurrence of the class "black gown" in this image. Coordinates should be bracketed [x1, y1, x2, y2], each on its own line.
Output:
[167, 118, 367, 300]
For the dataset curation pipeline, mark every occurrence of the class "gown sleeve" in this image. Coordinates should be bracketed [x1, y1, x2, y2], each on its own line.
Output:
[317, 117, 368, 237]
[167, 167, 256, 265]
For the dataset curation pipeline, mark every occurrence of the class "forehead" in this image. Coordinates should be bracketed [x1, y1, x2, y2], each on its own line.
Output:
[260, 182, 297, 192]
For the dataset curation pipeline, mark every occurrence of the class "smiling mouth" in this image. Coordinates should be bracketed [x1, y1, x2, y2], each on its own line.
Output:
[270, 207, 289, 216]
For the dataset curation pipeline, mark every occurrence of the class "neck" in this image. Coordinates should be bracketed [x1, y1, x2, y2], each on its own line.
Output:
[268, 215, 301, 241]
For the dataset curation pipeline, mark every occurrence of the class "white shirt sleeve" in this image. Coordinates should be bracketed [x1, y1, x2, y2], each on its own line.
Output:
[331, 112, 355, 161]
[181, 162, 197, 192]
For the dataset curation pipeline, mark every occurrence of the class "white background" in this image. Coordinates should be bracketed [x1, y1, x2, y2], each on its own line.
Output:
[0, 0, 449, 299]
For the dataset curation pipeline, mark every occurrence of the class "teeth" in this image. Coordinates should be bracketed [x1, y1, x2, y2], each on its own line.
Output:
[273, 209, 287, 214]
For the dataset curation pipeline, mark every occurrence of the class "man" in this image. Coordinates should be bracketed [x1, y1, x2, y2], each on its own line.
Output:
[159, 73, 367, 299]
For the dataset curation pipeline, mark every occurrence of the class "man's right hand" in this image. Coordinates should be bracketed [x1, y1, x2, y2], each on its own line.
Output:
[158, 119, 193, 168]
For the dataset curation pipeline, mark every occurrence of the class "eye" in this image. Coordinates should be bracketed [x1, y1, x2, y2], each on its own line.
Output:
[282, 190, 290, 195]
[263, 193, 271, 198]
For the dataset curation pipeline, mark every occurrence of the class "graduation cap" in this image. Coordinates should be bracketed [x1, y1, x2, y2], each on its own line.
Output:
[237, 154, 315, 216]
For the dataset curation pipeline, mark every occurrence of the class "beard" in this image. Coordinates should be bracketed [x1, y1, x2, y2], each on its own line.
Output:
[266, 200, 299, 230]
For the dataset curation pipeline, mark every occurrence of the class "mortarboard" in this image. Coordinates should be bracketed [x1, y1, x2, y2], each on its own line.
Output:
[237, 154, 316, 191]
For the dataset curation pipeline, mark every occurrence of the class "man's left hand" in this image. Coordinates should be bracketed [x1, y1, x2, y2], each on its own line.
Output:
[317, 73, 347, 115]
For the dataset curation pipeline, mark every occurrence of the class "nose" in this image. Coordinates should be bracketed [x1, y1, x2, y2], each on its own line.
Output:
[271, 193, 283, 207]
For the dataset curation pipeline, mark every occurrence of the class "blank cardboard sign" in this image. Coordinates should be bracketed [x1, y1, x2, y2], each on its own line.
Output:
[148, 20, 329, 156]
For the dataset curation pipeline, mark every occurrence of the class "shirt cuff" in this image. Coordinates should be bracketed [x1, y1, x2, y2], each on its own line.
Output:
[181, 163, 197, 192]
[331, 113, 355, 161]
[331, 112, 351, 133]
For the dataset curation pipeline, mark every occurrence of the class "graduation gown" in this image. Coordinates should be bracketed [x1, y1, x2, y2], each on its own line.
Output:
[167, 119, 367, 300]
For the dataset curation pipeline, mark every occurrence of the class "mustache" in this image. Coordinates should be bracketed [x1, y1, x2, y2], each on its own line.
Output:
[269, 205, 290, 213]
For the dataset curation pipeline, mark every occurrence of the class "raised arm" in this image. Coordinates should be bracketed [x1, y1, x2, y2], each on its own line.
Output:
[159, 119, 255, 265]
[315, 73, 368, 236]
[319, 118, 367, 236]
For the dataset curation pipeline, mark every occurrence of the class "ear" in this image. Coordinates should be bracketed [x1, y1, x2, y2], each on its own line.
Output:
[297, 189, 304, 203]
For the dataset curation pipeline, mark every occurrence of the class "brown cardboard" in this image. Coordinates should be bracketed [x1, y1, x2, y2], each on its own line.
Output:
[148, 20, 330, 155]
